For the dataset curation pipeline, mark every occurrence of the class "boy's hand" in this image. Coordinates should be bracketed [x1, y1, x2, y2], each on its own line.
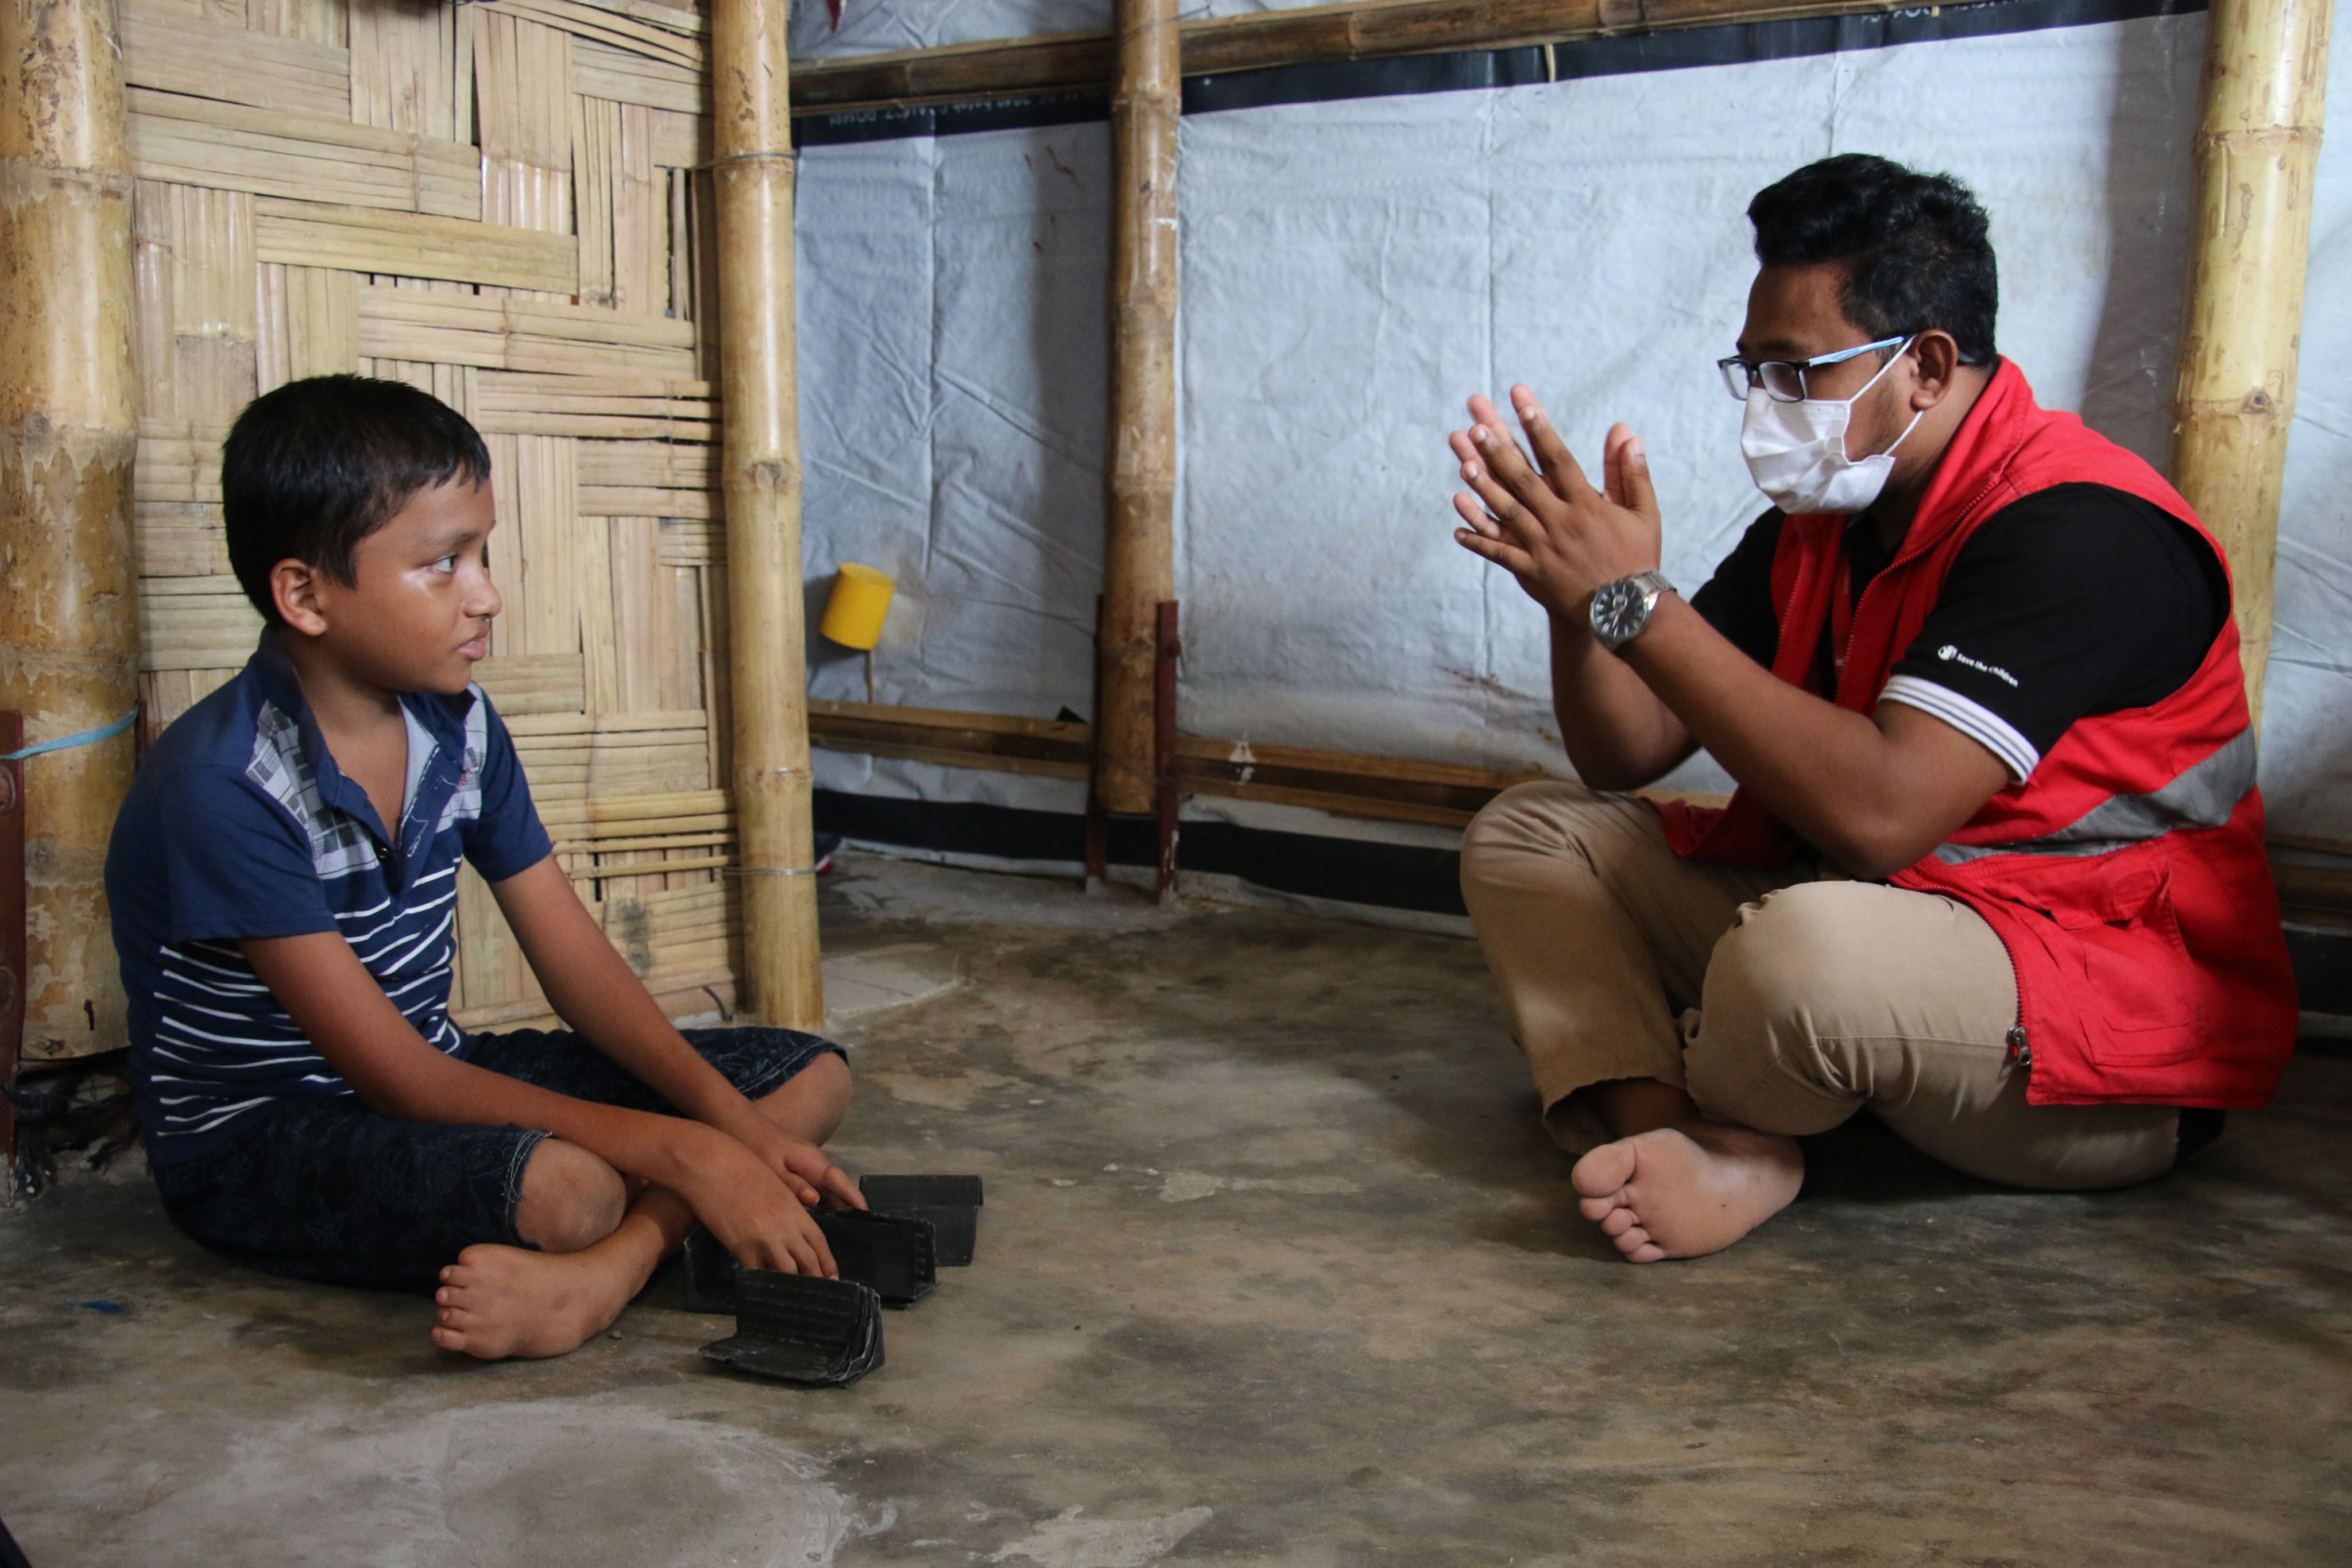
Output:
[707, 1190, 837, 1278]
[724, 1113, 866, 1211]
[671, 1127, 841, 1276]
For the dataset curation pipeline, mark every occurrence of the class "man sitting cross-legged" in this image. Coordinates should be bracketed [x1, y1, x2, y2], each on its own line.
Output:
[1444, 155, 2296, 1262]
[107, 374, 859, 1357]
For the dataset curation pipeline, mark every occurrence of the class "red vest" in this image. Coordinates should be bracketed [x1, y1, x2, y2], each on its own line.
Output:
[1660, 361, 2297, 1109]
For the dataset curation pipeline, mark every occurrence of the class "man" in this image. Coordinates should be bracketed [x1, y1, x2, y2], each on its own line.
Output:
[1447, 154, 2295, 1263]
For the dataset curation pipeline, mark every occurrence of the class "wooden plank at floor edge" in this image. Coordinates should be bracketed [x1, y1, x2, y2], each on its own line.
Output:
[805, 703, 1556, 820]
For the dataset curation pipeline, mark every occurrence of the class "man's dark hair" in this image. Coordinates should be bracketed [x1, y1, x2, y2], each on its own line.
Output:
[222, 374, 493, 624]
[1747, 154, 1998, 366]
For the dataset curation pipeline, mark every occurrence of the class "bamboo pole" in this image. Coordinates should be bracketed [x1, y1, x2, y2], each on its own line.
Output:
[787, 0, 1917, 117]
[2171, 0, 2331, 725]
[710, 0, 822, 1028]
[0, 0, 141, 1063]
[1097, 0, 1181, 817]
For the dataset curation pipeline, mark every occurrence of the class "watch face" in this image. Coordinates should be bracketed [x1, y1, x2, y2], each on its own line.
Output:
[1593, 580, 1641, 645]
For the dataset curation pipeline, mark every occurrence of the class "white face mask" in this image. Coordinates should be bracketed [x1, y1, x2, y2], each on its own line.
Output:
[1739, 338, 1925, 516]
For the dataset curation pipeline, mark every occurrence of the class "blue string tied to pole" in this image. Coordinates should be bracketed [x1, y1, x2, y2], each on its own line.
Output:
[0, 710, 137, 764]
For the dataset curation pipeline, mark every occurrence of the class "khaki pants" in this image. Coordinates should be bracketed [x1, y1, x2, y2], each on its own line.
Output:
[1459, 781, 2183, 1190]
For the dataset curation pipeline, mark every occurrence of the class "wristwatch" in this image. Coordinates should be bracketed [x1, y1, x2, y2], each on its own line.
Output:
[1589, 571, 1676, 652]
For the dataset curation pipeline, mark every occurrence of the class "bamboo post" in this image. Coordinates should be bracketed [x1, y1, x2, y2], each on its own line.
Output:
[710, 0, 822, 1028]
[1097, 0, 1181, 816]
[0, 0, 141, 1064]
[3, 711, 26, 1176]
[2171, 0, 2331, 725]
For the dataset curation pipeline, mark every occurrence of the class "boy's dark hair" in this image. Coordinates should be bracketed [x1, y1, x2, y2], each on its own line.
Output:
[222, 375, 493, 624]
[1747, 153, 1998, 366]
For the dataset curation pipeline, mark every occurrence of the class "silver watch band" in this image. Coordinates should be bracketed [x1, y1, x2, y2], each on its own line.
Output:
[1624, 570, 1673, 601]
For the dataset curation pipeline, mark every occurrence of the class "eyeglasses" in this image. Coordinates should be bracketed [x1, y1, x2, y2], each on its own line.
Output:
[1717, 336, 1909, 402]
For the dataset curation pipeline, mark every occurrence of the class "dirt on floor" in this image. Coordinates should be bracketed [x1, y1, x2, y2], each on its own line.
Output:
[3, 853, 2349, 1566]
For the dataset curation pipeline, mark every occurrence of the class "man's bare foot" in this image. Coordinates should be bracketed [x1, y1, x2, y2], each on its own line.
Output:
[430, 1240, 649, 1360]
[1569, 1122, 1803, 1263]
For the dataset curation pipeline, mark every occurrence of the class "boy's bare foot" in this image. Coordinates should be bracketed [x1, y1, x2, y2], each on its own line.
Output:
[1569, 1122, 1803, 1263]
[430, 1239, 651, 1360]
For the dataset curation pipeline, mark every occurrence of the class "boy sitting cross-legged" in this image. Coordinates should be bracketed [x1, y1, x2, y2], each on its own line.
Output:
[106, 374, 858, 1361]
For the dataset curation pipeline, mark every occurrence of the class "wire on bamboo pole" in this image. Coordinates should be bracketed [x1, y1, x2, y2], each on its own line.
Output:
[0, 0, 142, 1063]
[2171, 0, 2331, 726]
[1097, 0, 1181, 818]
[710, 0, 823, 1028]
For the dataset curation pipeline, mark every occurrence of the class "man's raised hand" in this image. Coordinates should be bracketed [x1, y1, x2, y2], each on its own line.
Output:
[1447, 386, 1663, 624]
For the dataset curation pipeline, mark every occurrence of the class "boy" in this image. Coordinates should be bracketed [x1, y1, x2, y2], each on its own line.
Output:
[106, 375, 859, 1360]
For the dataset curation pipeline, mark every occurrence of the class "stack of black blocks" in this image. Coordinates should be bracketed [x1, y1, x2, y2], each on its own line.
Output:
[699, 1271, 884, 1387]
[690, 1174, 984, 1387]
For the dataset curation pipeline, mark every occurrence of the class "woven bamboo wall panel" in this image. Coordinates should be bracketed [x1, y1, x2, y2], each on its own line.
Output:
[349, 0, 468, 138]
[486, 0, 703, 68]
[139, 576, 266, 672]
[256, 265, 361, 385]
[476, 652, 590, 714]
[129, 89, 480, 217]
[254, 200, 582, 293]
[121, 6, 354, 118]
[126, 0, 739, 1032]
[357, 288, 697, 374]
[575, 38, 704, 114]
[657, 518, 721, 564]
[477, 376, 714, 438]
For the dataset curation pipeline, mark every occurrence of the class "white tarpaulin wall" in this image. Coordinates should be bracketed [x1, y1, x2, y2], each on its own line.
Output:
[795, 1, 2352, 853]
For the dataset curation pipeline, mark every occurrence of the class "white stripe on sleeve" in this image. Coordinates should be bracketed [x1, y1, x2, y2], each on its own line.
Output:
[1879, 675, 2041, 783]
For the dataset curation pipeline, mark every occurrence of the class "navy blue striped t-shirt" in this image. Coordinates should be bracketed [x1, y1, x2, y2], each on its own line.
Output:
[106, 629, 553, 1164]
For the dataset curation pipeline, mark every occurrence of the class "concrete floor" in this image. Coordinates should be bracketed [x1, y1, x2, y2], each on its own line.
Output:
[4, 853, 2349, 1566]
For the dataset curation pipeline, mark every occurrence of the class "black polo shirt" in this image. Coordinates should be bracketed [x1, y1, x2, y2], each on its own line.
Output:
[1688, 483, 2227, 781]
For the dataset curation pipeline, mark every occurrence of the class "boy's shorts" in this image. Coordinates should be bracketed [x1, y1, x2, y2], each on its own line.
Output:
[148, 1027, 844, 1288]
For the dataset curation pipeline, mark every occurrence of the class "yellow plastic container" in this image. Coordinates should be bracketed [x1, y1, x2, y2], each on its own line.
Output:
[819, 562, 896, 650]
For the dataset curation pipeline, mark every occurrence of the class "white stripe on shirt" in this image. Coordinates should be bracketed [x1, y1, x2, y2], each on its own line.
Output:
[1879, 674, 2041, 782]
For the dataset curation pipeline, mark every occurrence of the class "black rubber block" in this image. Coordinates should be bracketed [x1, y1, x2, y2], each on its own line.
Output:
[682, 1209, 939, 1312]
[814, 1209, 937, 1306]
[858, 1174, 984, 1267]
[700, 1271, 884, 1387]
[680, 1225, 738, 1314]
